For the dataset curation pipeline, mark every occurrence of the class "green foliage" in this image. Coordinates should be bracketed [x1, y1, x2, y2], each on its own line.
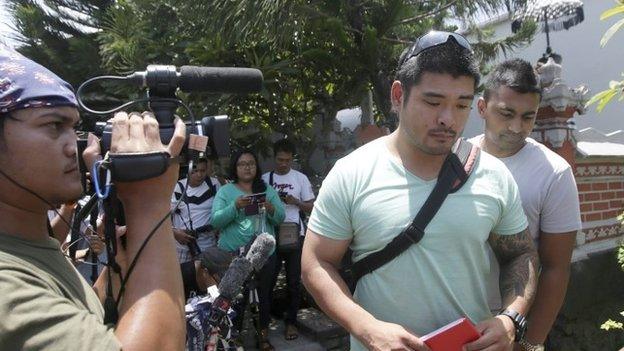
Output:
[587, 1, 624, 113]
[601, 244, 624, 332]
[8, 0, 536, 168]
[585, 76, 624, 112]
[601, 312, 624, 331]
[585, 3, 624, 338]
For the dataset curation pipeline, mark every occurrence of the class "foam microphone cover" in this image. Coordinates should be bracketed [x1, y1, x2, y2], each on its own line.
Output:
[246, 233, 276, 272]
[178, 66, 263, 94]
[217, 257, 253, 300]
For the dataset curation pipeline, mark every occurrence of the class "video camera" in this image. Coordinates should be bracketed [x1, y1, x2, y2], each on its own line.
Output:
[72, 64, 264, 325]
[94, 114, 230, 159]
[77, 64, 264, 180]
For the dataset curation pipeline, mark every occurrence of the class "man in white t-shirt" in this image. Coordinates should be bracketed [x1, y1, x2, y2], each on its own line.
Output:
[470, 58, 581, 351]
[302, 32, 539, 351]
[171, 157, 221, 263]
[262, 138, 315, 340]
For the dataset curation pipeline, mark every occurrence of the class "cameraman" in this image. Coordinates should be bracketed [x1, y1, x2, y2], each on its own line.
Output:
[0, 48, 185, 350]
[172, 157, 221, 263]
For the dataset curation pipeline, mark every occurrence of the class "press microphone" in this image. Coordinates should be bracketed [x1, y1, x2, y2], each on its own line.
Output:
[126, 65, 264, 94]
[245, 233, 276, 272]
[208, 233, 275, 327]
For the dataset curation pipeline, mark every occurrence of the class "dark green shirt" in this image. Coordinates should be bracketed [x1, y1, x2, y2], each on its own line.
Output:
[0, 233, 120, 350]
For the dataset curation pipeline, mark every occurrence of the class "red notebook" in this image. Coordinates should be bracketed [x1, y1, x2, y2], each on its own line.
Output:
[421, 318, 481, 351]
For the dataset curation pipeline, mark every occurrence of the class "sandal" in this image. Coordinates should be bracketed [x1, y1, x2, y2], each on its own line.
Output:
[284, 323, 299, 340]
[257, 328, 274, 351]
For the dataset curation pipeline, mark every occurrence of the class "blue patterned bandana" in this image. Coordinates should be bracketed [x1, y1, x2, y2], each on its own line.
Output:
[0, 47, 78, 114]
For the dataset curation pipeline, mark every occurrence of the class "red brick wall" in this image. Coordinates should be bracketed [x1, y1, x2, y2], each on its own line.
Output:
[577, 180, 624, 223]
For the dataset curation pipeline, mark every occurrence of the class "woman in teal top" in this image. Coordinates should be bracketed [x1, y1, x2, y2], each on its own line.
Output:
[210, 149, 284, 351]
[212, 152, 285, 251]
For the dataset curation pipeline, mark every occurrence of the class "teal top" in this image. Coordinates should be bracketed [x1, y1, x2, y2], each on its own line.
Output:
[212, 183, 285, 252]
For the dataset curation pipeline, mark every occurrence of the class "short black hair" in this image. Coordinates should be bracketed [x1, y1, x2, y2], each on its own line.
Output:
[228, 148, 267, 193]
[395, 39, 480, 103]
[483, 58, 541, 101]
[198, 247, 232, 277]
[273, 138, 296, 156]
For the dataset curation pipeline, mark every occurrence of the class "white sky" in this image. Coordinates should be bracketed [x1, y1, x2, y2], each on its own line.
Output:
[0, 0, 18, 48]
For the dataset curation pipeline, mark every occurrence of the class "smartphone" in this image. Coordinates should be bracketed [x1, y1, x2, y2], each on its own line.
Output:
[244, 192, 266, 215]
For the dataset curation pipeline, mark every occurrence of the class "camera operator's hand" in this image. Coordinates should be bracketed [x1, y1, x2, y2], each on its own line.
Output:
[173, 228, 195, 244]
[83, 111, 185, 207]
[235, 195, 251, 209]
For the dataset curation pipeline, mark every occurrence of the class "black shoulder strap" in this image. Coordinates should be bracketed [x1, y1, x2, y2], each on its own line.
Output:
[350, 138, 479, 284]
[205, 177, 216, 197]
[269, 171, 274, 186]
[174, 180, 184, 201]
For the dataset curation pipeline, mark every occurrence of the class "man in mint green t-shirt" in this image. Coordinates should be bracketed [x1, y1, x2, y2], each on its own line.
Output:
[302, 31, 539, 351]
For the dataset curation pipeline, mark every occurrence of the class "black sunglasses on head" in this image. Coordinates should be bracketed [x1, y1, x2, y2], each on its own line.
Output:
[400, 31, 473, 67]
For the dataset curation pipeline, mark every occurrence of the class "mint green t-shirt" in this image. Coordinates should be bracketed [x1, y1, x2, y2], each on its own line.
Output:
[0, 233, 120, 350]
[307, 138, 528, 351]
[212, 183, 285, 252]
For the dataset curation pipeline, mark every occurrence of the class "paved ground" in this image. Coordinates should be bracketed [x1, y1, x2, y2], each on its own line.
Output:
[239, 318, 325, 351]
[239, 307, 349, 351]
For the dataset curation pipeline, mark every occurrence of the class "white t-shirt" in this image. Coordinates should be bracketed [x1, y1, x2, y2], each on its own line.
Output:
[308, 137, 528, 351]
[469, 135, 581, 310]
[262, 169, 315, 235]
[171, 177, 221, 253]
[469, 136, 581, 240]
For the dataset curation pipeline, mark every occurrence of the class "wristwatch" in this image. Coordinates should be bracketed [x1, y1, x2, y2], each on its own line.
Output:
[519, 337, 545, 351]
[498, 308, 527, 342]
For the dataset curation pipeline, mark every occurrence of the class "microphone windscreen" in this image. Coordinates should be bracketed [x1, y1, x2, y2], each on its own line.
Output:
[179, 66, 263, 94]
[245, 233, 276, 272]
[217, 257, 253, 300]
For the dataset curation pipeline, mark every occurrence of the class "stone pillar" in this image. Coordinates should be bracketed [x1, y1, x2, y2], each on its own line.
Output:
[531, 57, 588, 168]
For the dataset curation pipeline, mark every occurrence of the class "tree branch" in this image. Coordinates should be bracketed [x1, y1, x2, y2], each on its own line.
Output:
[397, 0, 459, 25]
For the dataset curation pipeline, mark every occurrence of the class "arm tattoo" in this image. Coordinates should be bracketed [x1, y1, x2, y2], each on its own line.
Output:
[489, 229, 540, 307]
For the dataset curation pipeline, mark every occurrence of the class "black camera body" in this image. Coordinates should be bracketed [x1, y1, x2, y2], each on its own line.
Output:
[93, 114, 230, 159]
[77, 63, 263, 174]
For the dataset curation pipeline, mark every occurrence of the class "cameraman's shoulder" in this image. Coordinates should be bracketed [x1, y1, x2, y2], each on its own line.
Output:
[0, 251, 53, 291]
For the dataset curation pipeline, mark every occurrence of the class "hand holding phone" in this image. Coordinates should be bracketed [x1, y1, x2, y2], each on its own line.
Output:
[243, 192, 266, 215]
